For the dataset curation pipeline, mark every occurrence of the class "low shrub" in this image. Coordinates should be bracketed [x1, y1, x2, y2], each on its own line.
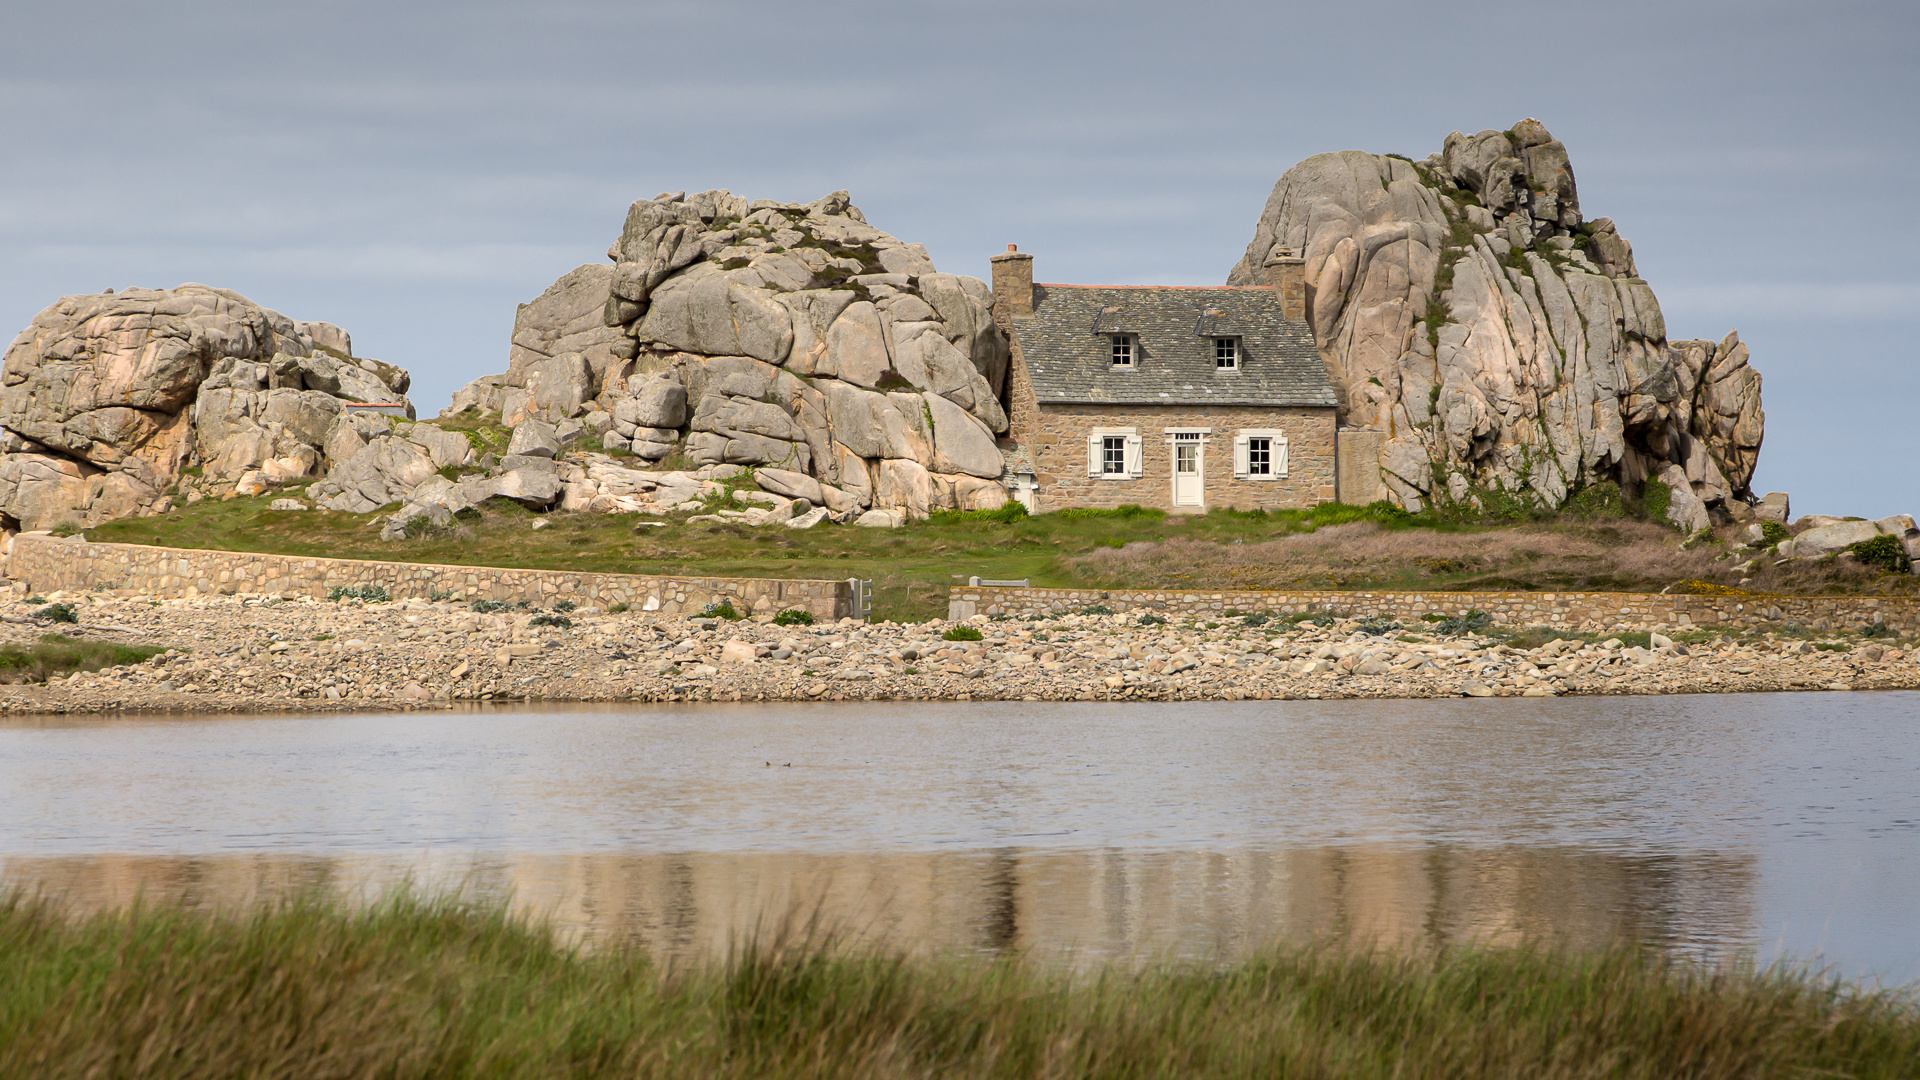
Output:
[698, 600, 743, 621]
[1239, 612, 1271, 627]
[928, 501, 1029, 526]
[1760, 521, 1791, 547]
[1136, 614, 1168, 626]
[606, 602, 630, 614]
[1847, 534, 1911, 574]
[942, 625, 983, 641]
[1561, 481, 1626, 519]
[1054, 504, 1166, 521]
[1433, 610, 1491, 635]
[1503, 627, 1564, 650]
[1077, 604, 1114, 616]
[1356, 615, 1402, 636]
[552, 599, 577, 613]
[37, 602, 78, 624]
[1639, 480, 1674, 527]
[1671, 580, 1759, 597]
[772, 609, 815, 626]
[1863, 622, 1895, 638]
[327, 584, 391, 603]
[471, 599, 511, 614]
[529, 613, 572, 629]
[0, 633, 169, 683]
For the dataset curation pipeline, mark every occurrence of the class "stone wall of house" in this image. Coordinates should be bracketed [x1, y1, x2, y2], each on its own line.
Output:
[1003, 318, 1042, 455]
[1336, 428, 1387, 504]
[1026, 404, 1336, 512]
[6, 534, 856, 618]
[949, 584, 1920, 635]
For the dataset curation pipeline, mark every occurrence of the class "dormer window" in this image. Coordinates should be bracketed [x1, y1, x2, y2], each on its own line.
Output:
[1214, 337, 1240, 369]
[1110, 334, 1136, 368]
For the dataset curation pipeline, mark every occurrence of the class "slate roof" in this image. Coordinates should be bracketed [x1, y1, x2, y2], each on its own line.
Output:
[1014, 284, 1336, 407]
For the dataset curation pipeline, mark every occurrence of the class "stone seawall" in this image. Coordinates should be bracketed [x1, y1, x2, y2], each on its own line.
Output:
[6, 534, 856, 619]
[949, 585, 1920, 635]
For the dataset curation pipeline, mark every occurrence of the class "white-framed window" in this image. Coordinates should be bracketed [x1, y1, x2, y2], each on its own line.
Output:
[1086, 427, 1143, 479]
[1110, 334, 1135, 368]
[1233, 428, 1289, 479]
[1214, 337, 1239, 369]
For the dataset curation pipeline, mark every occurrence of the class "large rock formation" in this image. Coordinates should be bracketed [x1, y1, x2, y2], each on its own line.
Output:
[0, 285, 418, 529]
[446, 189, 1013, 517]
[1228, 119, 1765, 527]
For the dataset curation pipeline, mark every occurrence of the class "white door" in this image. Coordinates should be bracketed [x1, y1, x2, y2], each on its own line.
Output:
[1172, 434, 1204, 506]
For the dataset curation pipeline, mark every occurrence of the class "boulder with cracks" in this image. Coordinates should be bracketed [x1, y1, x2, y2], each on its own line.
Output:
[0, 285, 413, 530]
[444, 189, 1014, 519]
[1228, 119, 1765, 520]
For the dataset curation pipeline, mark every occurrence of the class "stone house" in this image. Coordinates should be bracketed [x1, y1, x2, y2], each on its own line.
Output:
[990, 246, 1340, 513]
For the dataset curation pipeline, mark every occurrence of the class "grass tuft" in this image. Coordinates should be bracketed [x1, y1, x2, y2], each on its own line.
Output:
[0, 634, 169, 683]
[0, 892, 1916, 1079]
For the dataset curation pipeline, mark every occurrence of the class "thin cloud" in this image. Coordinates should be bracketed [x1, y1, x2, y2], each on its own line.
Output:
[1662, 282, 1920, 321]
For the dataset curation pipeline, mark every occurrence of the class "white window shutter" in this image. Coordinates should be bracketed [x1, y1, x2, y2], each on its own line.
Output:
[1124, 434, 1143, 478]
[1233, 433, 1250, 479]
[1274, 433, 1290, 478]
[1087, 434, 1102, 478]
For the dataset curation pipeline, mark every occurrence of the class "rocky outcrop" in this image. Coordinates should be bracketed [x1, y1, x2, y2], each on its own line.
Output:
[0, 285, 414, 530]
[445, 189, 1012, 518]
[1228, 119, 1765, 522]
[1775, 515, 1920, 565]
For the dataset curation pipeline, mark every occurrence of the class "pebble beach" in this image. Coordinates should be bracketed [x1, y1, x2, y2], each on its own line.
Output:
[1, 590, 1915, 715]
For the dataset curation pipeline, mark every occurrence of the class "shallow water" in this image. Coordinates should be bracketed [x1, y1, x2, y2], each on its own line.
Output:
[4, 693, 1917, 981]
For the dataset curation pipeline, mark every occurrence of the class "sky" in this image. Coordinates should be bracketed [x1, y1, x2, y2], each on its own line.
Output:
[3, 0, 1914, 517]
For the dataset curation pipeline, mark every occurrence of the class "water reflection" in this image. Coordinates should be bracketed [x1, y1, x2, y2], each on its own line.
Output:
[3, 693, 1915, 979]
[2, 844, 1759, 964]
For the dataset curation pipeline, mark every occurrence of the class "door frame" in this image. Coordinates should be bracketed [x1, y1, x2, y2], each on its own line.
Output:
[1166, 428, 1210, 510]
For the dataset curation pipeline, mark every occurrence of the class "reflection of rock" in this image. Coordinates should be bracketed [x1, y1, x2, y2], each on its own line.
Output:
[445, 189, 1014, 517]
[35, 842, 1752, 966]
[0, 284, 411, 529]
[1228, 120, 1765, 518]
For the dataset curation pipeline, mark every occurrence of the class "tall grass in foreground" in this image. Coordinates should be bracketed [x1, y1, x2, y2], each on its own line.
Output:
[2, 891, 1915, 1079]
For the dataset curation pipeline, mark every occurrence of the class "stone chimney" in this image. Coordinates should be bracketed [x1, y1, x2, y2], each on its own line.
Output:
[1264, 247, 1307, 322]
[990, 244, 1034, 323]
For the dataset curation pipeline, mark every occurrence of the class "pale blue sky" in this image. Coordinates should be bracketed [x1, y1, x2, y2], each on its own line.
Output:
[3, 0, 1913, 515]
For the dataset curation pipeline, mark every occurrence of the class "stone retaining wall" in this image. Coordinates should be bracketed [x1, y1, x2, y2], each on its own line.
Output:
[948, 584, 1920, 635]
[5, 534, 857, 619]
